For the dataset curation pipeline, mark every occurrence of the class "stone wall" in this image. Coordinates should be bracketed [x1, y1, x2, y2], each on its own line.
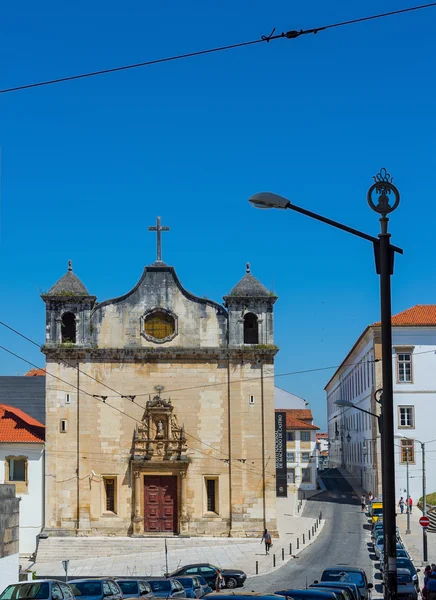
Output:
[0, 484, 20, 592]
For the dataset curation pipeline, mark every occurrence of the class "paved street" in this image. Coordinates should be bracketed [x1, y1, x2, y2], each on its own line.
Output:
[247, 469, 376, 593]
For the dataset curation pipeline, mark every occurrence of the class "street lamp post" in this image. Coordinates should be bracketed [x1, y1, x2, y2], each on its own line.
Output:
[249, 169, 402, 600]
[395, 436, 436, 563]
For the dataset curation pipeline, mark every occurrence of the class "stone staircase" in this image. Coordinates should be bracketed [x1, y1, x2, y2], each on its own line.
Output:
[36, 536, 253, 563]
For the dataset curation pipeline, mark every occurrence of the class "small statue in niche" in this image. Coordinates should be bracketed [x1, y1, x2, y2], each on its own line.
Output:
[155, 419, 165, 439]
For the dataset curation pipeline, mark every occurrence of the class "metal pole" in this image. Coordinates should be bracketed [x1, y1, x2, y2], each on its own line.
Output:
[406, 450, 411, 534]
[422, 442, 428, 562]
[378, 220, 397, 600]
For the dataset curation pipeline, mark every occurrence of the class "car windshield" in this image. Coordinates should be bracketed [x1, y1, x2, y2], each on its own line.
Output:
[70, 582, 102, 597]
[397, 574, 412, 584]
[117, 582, 139, 595]
[197, 578, 207, 586]
[175, 579, 194, 589]
[373, 508, 383, 516]
[0, 584, 50, 600]
[322, 572, 365, 587]
[397, 560, 414, 570]
[148, 582, 171, 593]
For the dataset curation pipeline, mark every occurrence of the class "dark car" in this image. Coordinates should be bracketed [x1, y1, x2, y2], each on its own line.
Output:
[276, 589, 338, 600]
[310, 581, 360, 600]
[0, 581, 76, 600]
[145, 579, 185, 599]
[309, 587, 351, 600]
[204, 595, 289, 600]
[396, 568, 418, 600]
[320, 568, 372, 600]
[114, 580, 153, 598]
[171, 578, 204, 599]
[383, 559, 420, 591]
[170, 564, 246, 590]
[70, 580, 123, 600]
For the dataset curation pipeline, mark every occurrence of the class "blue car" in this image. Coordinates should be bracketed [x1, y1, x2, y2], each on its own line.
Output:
[69, 579, 123, 600]
[196, 578, 212, 596]
[145, 579, 185, 598]
[115, 580, 153, 598]
[172, 577, 204, 598]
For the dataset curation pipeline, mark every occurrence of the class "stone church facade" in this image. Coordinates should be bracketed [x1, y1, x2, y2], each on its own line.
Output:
[42, 238, 278, 537]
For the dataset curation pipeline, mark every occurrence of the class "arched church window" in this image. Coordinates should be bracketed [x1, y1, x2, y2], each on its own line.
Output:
[61, 312, 76, 343]
[243, 313, 259, 344]
[144, 311, 175, 340]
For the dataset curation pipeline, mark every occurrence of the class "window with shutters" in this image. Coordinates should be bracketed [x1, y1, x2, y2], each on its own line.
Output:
[204, 477, 219, 514]
[400, 439, 415, 464]
[398, 406, 414, 429]
[5, 456, 28, 493]
[103, 477, 117, 513]
[397, 353, 412, 383]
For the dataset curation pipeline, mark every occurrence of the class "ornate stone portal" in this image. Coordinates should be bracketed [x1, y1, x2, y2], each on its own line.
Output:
[131, 389, 189, 535]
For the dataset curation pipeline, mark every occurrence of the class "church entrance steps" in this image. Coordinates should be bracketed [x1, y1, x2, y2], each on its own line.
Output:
[33, 497, 325, 579]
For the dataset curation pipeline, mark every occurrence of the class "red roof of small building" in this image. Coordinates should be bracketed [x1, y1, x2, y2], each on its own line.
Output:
[373, 305, 436, 327]
[316, 432, 328, 440]
[0, 404, 45, 443]
[25, 369, 46, 377]
[276, 409, 320, 430]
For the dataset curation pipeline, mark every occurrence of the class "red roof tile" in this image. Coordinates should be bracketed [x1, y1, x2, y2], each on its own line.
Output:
[25, 369, 46, 377]
[0, 404, 45, 443]
[276, 409, 320, 430]
[373, 305, 436, 327]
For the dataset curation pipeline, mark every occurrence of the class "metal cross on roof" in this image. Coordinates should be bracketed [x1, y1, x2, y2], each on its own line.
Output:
[148, 216, 170, 263]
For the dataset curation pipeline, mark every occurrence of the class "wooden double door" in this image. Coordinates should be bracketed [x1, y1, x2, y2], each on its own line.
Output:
[143, 475, 178, 533]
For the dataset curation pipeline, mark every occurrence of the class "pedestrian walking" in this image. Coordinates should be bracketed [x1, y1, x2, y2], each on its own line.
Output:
[361, 494, 366, 512]
[368, 491, 374, 504]
[398, 497, 405, 514]
[426, 572, 436, 600]
[215, 569, 224, 592]
[261, 528, 272, 555]
[408, 497, 413, 513]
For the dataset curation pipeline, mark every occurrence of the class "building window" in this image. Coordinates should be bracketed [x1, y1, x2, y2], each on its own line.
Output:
[7, 457, 26, 481]
[61, 312, 76, 344]
[398, 353, 412, 383]
[243, 313, 259, 344]
[301, 452, 310, 462]
[286, 431, 295, 442]
[287, 468, 295, 483]
[301, 468, 311, 483]
[249, 395, 255, 405]
[104, 477, 117, 513]
[301, 431, 310, 442]
[286, 452, 295, 462]
[65, 393, 71, 404]
[205, 478, 218, 513]
[144, 311, 175, 340]
[400, 439, 415, 464]
[60, 419, 67, 433]
[398, 406, 414, 428]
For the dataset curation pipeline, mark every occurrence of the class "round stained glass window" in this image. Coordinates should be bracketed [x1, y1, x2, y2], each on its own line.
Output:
[144, 311, 175, 340]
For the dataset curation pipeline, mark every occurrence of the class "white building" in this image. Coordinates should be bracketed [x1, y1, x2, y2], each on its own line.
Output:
[0, 404, 45, 557]
[275, 387, 309, 410]
[276, 409, 319, 491]
[316, 433, 329, 470]
[326, 304, 436, 504]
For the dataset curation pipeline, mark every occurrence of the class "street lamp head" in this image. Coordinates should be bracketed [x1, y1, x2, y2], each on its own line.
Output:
[334, 399, 355, 408]
[248, 192, 291, 210]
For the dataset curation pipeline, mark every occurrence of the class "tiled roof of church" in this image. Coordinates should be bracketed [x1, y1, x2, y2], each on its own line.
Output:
[0, 404, 45, 443]
[226, 263, 274, 298]
[46, 260, 90, 296]
[25, 369, 46, 377]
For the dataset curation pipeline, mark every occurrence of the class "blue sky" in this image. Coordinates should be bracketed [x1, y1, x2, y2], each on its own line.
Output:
[1, 1, 436, 429]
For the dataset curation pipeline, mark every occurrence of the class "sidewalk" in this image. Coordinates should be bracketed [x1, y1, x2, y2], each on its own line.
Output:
[29, 492, 325, 579]
[397, 507, 436, 567]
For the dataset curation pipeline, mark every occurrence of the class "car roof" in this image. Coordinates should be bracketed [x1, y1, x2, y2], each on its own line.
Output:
[69, 579, 105, 583]
[204, 594, 284, 598]
[323, 568, 365, 574]
[11, 581, 61, 585]
[278, 590, 337, 596]
[314, 582, 357, 588]
[182, 563, 214, 568]
[397, 569, 412, 575]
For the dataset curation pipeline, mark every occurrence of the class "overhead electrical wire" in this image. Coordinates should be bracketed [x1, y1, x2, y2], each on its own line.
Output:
[1, 2, 435, 95]
[0, 342, 277, 479]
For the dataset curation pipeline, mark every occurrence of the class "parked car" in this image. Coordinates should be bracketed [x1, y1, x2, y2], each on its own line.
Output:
[196, 577, 213, 596]
[203, 595, 289, 600]
[114, 580, 153, 598]
[396, 568, 418, 600]
[306, 588, 348, 600]
[320, 567, 373, 600]
[310, 584, 354, 600]
[310, 581, 360, 600]
[379, 547, 409, 571]
[0, 581, 76, 600]
[276, 589, 338, 600]
[374, 534, 384, 559]
[371, 523, 400, 543]
[171, 578, 204, 599]
[144, 579, 185, 598]
[370, 502, 383, 524]
[69, 580, 123, 600]
[383, 559, 420, 591]
[169, 564, 246, 589]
